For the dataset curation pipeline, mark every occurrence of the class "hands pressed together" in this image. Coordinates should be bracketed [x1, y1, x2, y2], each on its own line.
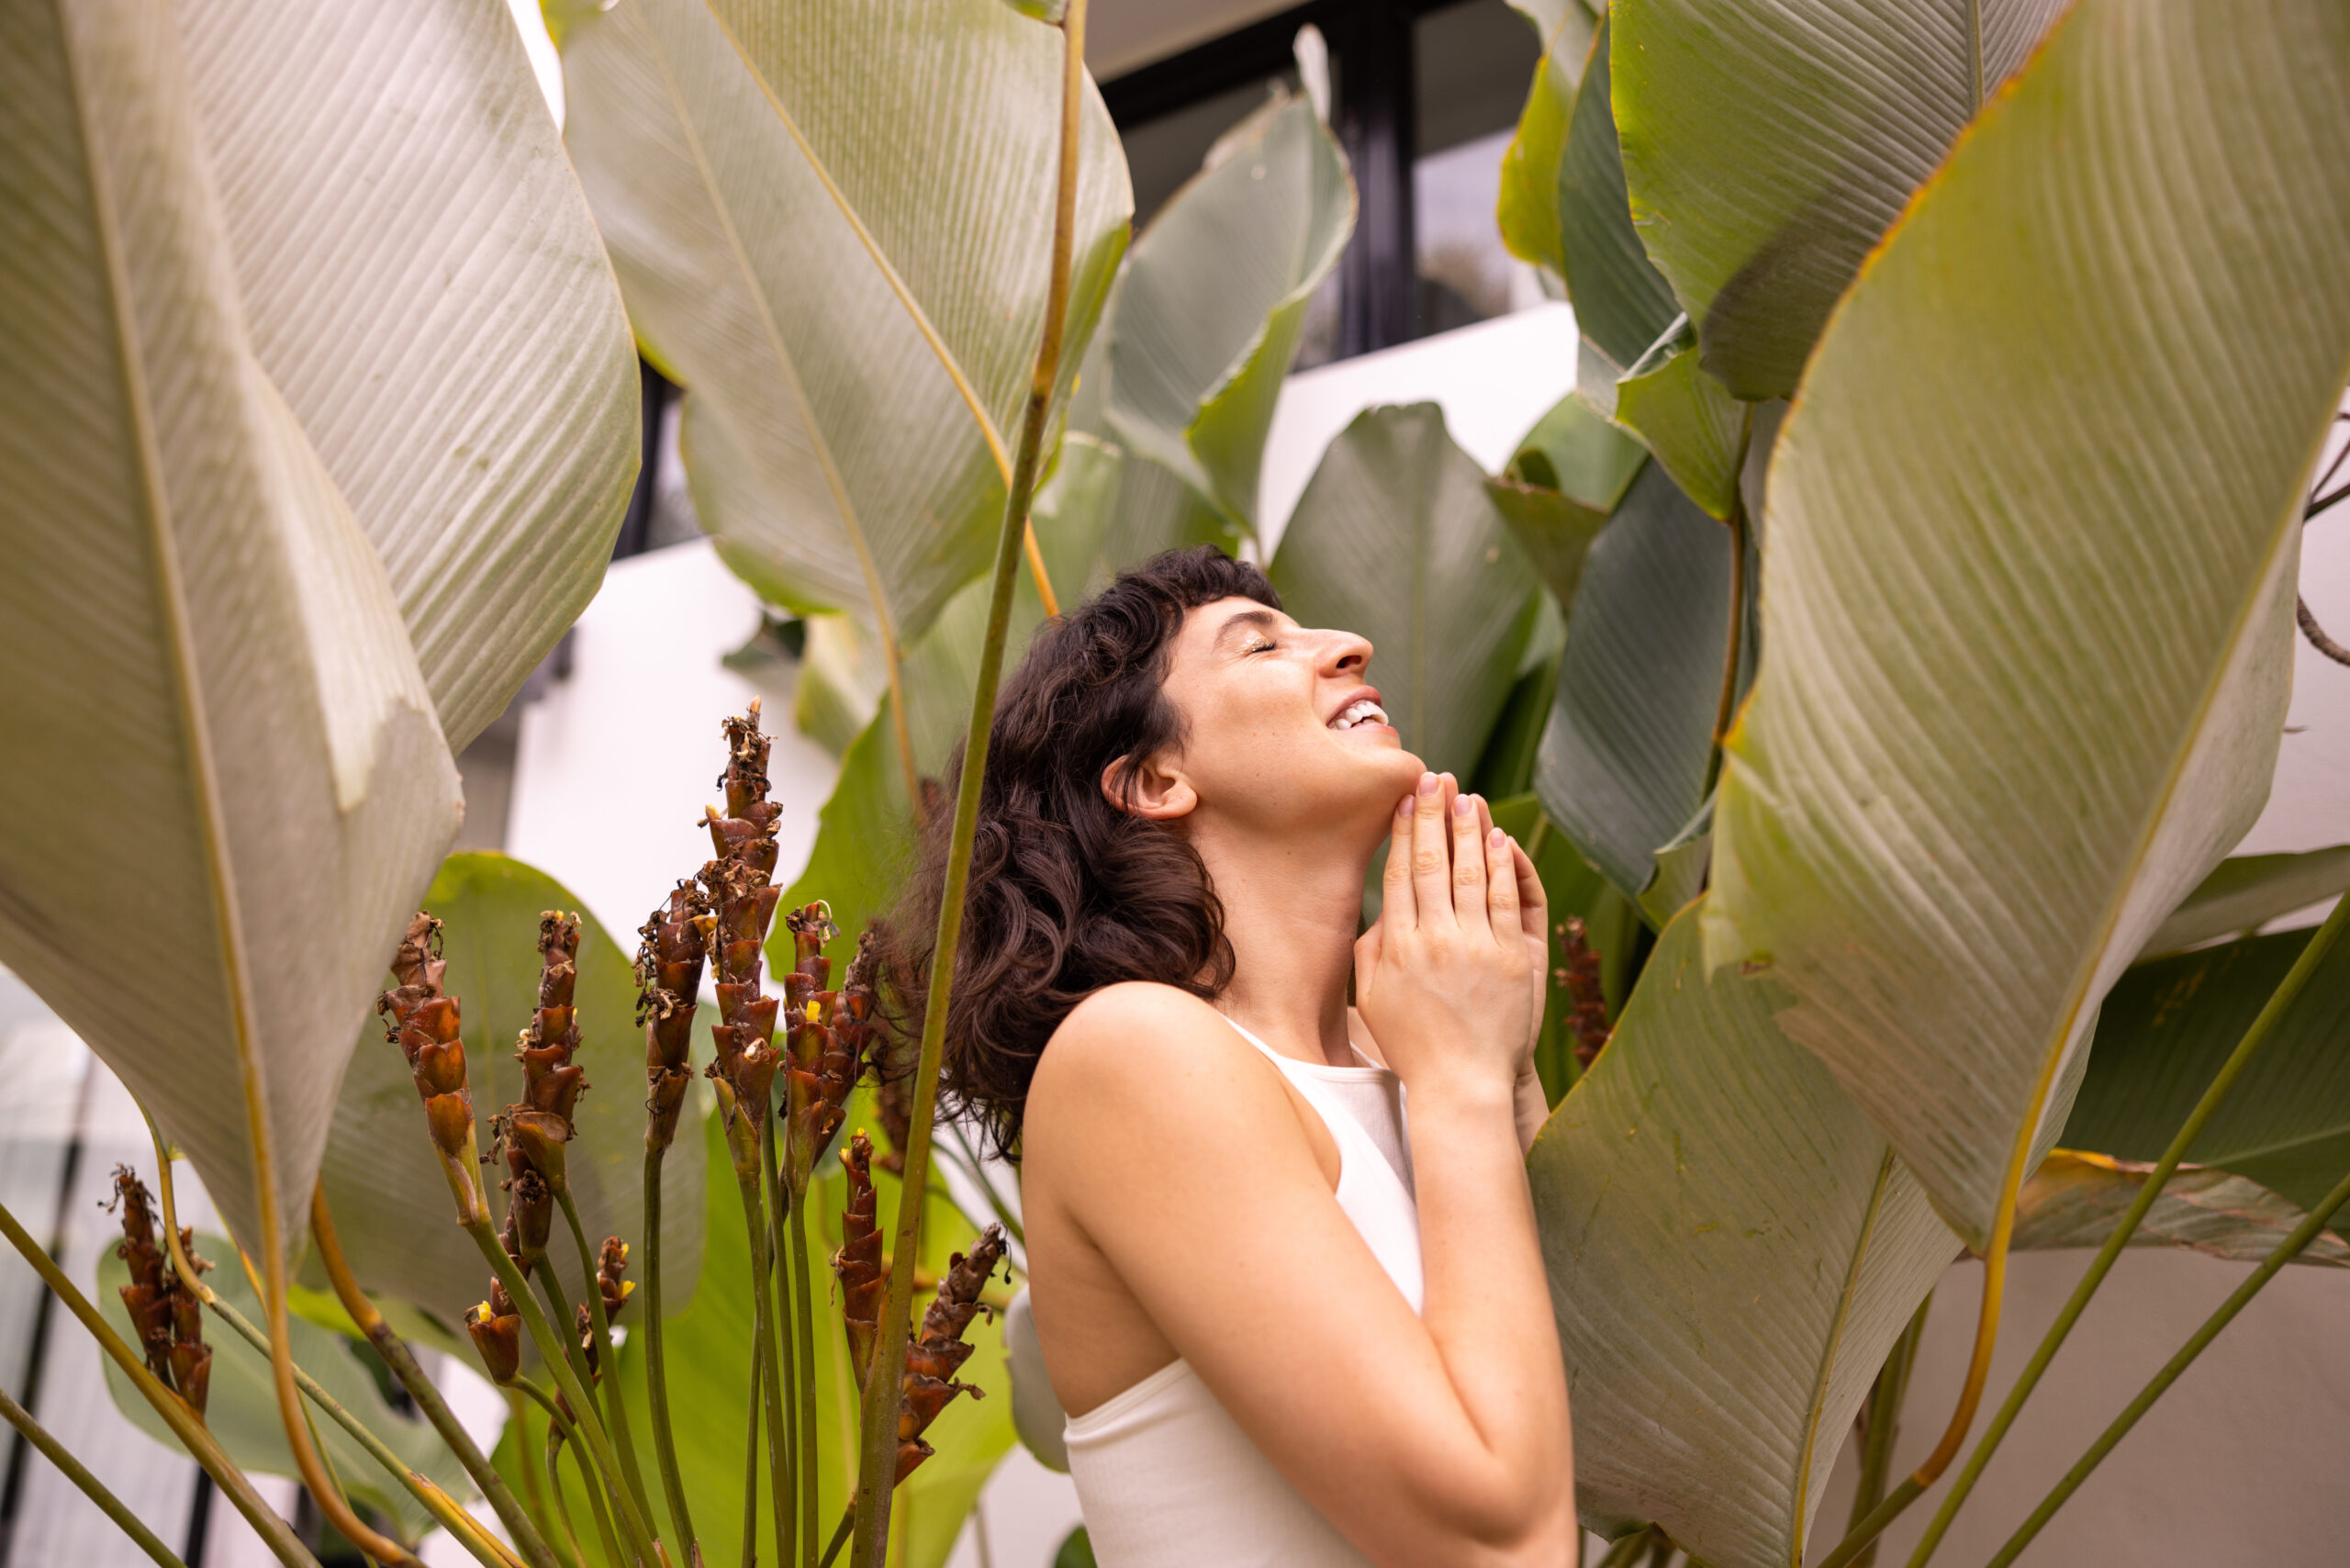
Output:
[1353, 770, 1550, 1110]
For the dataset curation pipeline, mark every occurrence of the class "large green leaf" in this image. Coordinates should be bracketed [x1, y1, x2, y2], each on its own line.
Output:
[1269, 405, 1540, 779]
[1534, 463, 1735, 902]
[186, 0, 641, 747]
[1612, 337, 1749, 522]
[1099, 90, 1352, 532]
[1705, 0, 2350, 1248]
[2059, 929, 2350, 1241]
[1485, 390, 1647, 611]
[1557, 14, 1682, 376]
[1495, 2, 1599, 281]
[494, 1096, 1013, 1565]
[2011, 1151, 2350, 1267]
[2137, 846, 2350, 959]
[102, 1232, 476, 1542]
[319, 854, 706, 1339]
[0, 0, 462, 1260]
[558, 0, 1130, 654]
[1531, 910, 1956, 1567]
[1610, 0, 2072, 398]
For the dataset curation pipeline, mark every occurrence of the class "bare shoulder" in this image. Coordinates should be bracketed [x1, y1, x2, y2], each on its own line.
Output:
[1029, 981, 1260, 1117]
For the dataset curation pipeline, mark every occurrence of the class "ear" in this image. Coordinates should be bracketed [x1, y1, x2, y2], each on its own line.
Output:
[1102, 750, 1197, 823]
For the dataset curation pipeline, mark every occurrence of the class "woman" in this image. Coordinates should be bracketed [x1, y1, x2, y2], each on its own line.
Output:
[892, 548, 1574, 1566]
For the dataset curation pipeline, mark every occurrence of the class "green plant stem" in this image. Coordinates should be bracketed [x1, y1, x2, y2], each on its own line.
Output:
[190, 1275, 506, 1568]
[1904, 893, 2350, 1568]
[760, 1122, 800, 1566]
[742, 1318, 766, 1568]
[558, 1190, 658, 1539]
[299, 1397, 386, 1568]
[543, 1425, 592, 1568]
[557, 1420, 625, 1568]
[1703, 406, 1756, 797]
[1983, 1160, 2350, 1568]
[528, 1260, 662, 1567]
[1845, 1293, 1931, 1567]
[846, 6, 1091, 1562]
[640, 1148, 696, 1560]
[464, 1220, 659, 1566]
[0, 1199, 321, 1568]
[0, 1383, 188, 1568]
[739, 1168, 794, 1568]
[817, 1506, 853, 1568]
[789, 1201, 822, 1568]
[310, 1186, 561, 1568]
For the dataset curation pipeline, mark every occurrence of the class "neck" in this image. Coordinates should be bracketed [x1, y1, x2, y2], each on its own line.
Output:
[1189, 818, 1375, 1069]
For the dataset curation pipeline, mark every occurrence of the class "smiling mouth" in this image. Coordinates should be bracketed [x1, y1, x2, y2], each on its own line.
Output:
[1329, 698, 1389, 732]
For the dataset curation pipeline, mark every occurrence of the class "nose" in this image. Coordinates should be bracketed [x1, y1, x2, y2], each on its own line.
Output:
[1318, 626, 1371, 678]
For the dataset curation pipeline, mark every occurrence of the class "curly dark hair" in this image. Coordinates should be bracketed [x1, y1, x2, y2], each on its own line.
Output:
[881, 545, 1280, 1161]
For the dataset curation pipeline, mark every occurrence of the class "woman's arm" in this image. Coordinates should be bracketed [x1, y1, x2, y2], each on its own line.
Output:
[1026, 780, 1575, 1568]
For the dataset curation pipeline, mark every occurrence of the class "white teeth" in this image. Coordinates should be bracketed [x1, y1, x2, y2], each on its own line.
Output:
[1331, 699, 1387, 732]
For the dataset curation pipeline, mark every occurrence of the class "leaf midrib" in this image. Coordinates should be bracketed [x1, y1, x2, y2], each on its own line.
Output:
[66, 0, 279, 1249]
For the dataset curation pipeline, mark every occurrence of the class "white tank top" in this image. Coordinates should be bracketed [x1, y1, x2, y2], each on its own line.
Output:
[1061, 1017, 1424, 1567]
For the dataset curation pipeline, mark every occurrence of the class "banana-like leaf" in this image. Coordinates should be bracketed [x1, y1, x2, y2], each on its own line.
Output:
[1705, 0, 2350, 1247]
[2011, 1152, 2350, 1267]
[1486, 390, 1647, 611]
[1558, 15, 1683, 377]
[1610, 0, 2071, 398]
[1270, 405, 1540, 779]
[1101, 89, 1353, 531]
[2137, 846, 2350, 959]
[493, 1098, 1013, 1565]
[1495, 2, 1599, 280]
[319, 854, 706, 1340]
[1636, 792, 1714, 929]
[102, 1232, 476, 1541]
[186, 0, 641, 748]
[2060, 928, 2350, 1241]
[0, 0, 462, 1260]
[558, 0, 1130, 653]
[1531, 910, 1957, 1567]
[1535, 464, 1736, 902]
[1613, 338, 1748, 522]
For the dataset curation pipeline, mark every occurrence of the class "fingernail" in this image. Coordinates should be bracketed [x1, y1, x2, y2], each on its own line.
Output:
[1418, 772, 1439, 796]
[1489, 827, 1506, 849]
[1453, 795, 1472, 817]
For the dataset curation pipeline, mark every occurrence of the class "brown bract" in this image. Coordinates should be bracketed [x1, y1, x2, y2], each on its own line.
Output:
[376, 912, 484, 1221]
[635, 880, 709, 1153]
[108, 1166, 212, 1416]
[699, 702, 787, 1171]
[1558, 915, 1614, 1070]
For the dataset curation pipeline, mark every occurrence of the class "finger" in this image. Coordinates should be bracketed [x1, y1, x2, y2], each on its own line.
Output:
[1484, 822, 1520, 943]
[1473, 793, 1495, 845]
[1382, 791, 1416, 930]
[1450, 788, 1489, 928]
[1511, 839, 1547, 938]
[1410, 771, 1454, 926]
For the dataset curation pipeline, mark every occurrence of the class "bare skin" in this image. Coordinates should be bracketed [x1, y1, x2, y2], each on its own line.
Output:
[1021, 598, 1575, 1567]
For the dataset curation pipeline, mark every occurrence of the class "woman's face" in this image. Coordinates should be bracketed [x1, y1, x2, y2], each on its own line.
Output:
[1137, 596, 1426, 841]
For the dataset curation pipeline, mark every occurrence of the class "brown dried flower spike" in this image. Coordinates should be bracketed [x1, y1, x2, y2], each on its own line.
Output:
[895, 1225, 1008, 1484]
[490, 912, 588, 1264]
[834, 1132, 885, 1382]
[700, 702, 786, 1173]
[376, 913, 486, 1224]
[636, 880, 709, 1154]
[109, 1166, 212, 1416]
[1557, 915, 1613, 1070]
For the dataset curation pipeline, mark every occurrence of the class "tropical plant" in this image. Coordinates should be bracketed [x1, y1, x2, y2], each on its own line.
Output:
[4, 0, 2349, 1566]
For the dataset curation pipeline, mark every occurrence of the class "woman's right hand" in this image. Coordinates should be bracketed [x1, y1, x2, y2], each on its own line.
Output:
[1352, 771, 1534, 1102]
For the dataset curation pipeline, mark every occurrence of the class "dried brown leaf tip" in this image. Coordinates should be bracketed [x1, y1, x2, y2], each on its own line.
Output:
[1557, 916, 1613, 1070]
[700, 703, 785, 1165]
[834, 1132, 885, 1384]
[376, 913, 484, 1222]
[636, 880, 709, 1154]
[107, 1167, 211, 1416]
[894, 1224, 1008, 1484]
